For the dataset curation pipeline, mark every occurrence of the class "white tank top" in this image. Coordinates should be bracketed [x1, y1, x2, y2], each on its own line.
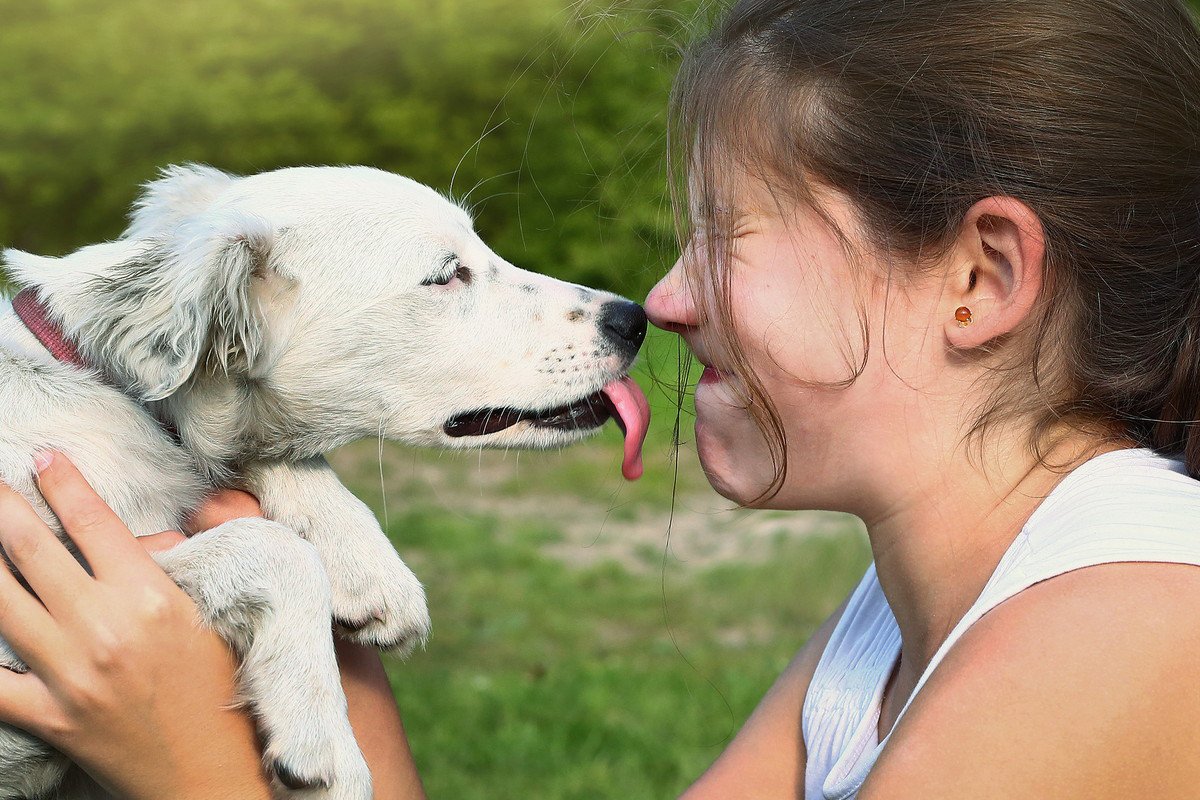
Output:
[802, 447, 1200, 799]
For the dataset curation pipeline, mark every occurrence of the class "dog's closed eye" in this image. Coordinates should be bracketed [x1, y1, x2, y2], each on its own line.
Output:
[420, 254, 472, 287]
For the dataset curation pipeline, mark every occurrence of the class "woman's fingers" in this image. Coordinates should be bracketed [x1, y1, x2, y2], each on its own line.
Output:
[0, 564, 63, 673]
[0, 487, 71, 672]
[32, 451, 158, 581]
[0, 669, 57, 739]
[0, 478, 92, 617]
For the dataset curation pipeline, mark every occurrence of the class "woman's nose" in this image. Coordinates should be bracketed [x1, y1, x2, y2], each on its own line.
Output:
[645, 259, 700, 333]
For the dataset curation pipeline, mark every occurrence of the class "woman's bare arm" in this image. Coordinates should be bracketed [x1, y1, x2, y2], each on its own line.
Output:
[336, 640, 427, 799]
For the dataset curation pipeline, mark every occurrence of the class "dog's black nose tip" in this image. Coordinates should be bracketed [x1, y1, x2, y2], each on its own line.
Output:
[599, 300, 648, 356]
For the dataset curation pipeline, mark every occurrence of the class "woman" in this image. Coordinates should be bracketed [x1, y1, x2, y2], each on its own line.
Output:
[652, 0, 1200, 796]
[6, 0, 1200, 796]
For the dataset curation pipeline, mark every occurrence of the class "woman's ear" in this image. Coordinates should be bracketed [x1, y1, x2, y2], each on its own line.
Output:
[944, 196, 1045, 349]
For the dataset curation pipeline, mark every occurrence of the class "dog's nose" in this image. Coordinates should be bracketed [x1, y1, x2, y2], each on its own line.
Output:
[598, 300, 648, 356]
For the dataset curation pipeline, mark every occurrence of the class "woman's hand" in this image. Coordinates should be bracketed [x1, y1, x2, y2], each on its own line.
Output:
[0, 451, 271, 800]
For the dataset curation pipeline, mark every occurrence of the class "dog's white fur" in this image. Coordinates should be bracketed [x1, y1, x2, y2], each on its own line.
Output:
[0, 165, 641, 798]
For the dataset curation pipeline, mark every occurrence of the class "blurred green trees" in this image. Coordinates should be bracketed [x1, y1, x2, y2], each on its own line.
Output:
[0, 0, 693, 298]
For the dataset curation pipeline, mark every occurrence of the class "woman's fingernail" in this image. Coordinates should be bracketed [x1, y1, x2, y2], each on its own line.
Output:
[33, 451, 54, 472]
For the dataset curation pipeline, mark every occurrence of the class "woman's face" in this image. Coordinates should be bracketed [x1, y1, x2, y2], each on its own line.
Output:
[645, 174, 943, 513]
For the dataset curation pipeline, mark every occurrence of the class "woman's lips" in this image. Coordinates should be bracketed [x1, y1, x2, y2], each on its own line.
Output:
[699, 366, 723, 384]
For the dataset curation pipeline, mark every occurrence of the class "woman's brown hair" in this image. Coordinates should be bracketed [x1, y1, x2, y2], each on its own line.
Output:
[669, 0, 1200, 500]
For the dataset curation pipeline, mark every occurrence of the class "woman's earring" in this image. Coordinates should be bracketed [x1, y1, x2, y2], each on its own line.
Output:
[955, 306, 973, 327]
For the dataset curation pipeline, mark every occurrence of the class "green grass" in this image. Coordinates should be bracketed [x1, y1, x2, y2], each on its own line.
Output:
[380, 507, 869, 799]
[327, 327, 872, 798]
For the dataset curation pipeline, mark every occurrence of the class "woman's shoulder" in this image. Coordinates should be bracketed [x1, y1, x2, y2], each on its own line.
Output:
[859, 449, 1200, 798]
[861, 560, 1200, 799]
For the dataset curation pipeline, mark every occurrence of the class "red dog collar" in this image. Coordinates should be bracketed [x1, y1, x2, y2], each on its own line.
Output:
[12, 288, 182, 442]
[12, 288, 90, 369]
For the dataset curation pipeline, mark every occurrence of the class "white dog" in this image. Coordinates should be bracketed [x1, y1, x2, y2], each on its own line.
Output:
[0, 164, 650, 799]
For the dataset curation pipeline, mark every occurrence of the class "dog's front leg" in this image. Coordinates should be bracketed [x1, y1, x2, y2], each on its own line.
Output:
[239, 457, 431, 655]
[155, 518, 371, 799]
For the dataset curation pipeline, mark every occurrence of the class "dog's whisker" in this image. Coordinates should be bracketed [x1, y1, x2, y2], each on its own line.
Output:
[460, 172, 519, 217]
[449, 120, 510, 203]
[462, 190, 521, 210]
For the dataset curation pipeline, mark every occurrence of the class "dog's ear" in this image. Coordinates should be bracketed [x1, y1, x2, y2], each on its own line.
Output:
[124, 163, 237, 240]
[5, 210, 278, 402]
[108, 211, 278, 401]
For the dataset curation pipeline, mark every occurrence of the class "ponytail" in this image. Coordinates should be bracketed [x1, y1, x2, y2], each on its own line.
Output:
[1151, 278, 1200, 479]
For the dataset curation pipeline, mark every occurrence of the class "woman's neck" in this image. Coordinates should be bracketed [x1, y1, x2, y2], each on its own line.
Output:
[863, 429, 1127, 673]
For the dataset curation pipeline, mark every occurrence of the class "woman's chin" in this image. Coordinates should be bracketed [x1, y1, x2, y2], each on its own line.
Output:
[704, 469, 779, 507]
[695, 417, 774, 506]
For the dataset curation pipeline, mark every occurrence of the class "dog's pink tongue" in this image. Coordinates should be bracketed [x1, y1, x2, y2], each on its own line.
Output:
[602, 376, 650, 481]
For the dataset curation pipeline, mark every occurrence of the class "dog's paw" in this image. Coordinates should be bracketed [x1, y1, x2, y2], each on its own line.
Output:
[331, 552, 431, 655]
[240, 458, 433, 655]
[266, 728, 371, 800]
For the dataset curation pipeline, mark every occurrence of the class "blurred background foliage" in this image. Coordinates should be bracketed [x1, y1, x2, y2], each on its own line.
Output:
[0, 0, 703, 298]
[0, 2, 872, 797]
